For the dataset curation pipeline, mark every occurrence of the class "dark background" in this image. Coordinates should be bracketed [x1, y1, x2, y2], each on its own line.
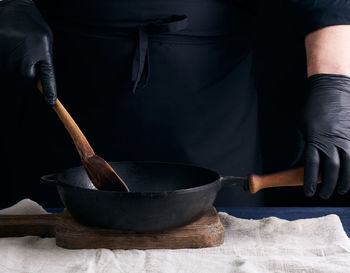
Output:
[1, 0, 349, 207]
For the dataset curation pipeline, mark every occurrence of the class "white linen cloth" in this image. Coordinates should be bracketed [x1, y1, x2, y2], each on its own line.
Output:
[0, 199, 349, 273]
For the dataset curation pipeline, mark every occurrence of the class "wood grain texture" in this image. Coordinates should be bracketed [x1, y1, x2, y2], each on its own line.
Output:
[56, 207, 224, 249]
[0, 214, 56, 238]
[249, 167, 321, 194]
[0, 208, 224, 249]
[36, 81, 94, 159]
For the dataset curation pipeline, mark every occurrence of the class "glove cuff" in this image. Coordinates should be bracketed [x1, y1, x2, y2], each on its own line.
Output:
[308, 74, 350, 94]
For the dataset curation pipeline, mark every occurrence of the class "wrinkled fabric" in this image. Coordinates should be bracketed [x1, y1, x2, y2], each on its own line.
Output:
[1, 199, 350, 273]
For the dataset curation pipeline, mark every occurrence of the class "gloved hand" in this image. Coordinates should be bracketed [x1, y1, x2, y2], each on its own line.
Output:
[301, 74, 350, 199]
[0, 0, 56, 105]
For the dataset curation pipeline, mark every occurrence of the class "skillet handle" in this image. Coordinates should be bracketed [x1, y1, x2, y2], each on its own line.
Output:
[248, 167, 321, 194]
[40, 174, 58, 185]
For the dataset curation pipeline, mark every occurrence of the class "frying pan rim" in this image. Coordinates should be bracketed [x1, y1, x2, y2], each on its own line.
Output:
[54, 160, 222, 196]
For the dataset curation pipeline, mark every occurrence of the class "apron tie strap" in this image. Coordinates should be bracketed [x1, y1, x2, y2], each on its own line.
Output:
[131, 15, 188, 94]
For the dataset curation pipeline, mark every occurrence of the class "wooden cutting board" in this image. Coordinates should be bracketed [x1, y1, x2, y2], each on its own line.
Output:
[0, 207, 224, 249]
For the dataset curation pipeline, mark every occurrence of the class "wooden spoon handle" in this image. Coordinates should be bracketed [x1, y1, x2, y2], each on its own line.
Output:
[37, 81, 94, 159]
[0, 214, 57, 238]
[248, 167, 321, 194]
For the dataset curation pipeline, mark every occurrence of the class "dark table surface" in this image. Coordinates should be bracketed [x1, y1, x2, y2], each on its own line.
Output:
[46, 207, 350, 237]
[217, 207, 350, 237]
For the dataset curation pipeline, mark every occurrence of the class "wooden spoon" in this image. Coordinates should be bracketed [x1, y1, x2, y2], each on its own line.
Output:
[37, 80, 130, 192]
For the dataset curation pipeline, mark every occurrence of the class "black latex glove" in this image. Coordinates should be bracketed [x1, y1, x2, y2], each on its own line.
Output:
[0, 0, 56, 105]
[301, 74, 350, 199]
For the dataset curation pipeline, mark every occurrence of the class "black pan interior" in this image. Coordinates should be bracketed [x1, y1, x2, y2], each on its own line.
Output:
[57, 162, 220, 192]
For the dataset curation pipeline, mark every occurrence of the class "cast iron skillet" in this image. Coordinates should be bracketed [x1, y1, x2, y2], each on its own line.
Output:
[41, 161, 310, 231]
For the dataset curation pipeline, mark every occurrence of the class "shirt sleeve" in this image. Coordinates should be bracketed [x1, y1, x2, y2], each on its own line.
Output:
[290, 0, 350, 34]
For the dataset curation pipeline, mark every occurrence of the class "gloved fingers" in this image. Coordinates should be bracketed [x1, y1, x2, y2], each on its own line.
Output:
[337, 149, 350, 195]
[319, 147, 340, 199]
[303, 145, 320, 197]
[37, 58, 57, 106]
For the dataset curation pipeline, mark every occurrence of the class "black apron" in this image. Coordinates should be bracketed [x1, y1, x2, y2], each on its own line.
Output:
[1, 0, 264, 207]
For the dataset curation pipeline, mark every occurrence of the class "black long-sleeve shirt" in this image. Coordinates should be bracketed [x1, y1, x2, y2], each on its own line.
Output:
[292, 0, 350, 34]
